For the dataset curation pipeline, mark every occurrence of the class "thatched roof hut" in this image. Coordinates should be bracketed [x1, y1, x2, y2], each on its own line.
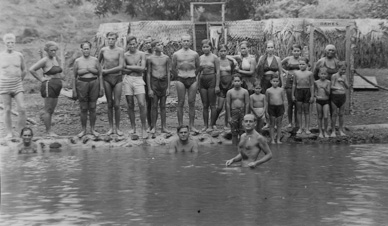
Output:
[95, 18, 388, 68]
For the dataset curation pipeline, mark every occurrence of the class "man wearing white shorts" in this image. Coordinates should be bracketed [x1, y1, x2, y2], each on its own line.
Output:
[123, 36, 148, 139]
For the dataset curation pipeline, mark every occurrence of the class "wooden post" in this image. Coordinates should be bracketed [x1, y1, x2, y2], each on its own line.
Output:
[345, 25, 352, 114]
[309, 25, 315, 64]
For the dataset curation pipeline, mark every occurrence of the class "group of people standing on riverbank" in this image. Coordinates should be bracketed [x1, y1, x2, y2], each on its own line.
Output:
[1, 32, 349, 146]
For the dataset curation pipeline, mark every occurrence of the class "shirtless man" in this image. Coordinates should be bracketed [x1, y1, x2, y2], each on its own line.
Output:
[147, 40, 171, 137]
[143, 36, 153, 131]
[169, 125, 198, 153]
[226, 74, 250, 145]
[172, 34, 200, 133]
[0, 33, 27, 138]
[123, 36, 148, 139]
[226, 114, 272, 168]
[73, 41, 104, 138]
[313, 44, 340, 81]
[98, 32, 124, 135]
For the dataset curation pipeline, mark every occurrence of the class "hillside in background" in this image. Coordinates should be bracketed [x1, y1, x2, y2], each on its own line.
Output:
[0, 0, 132, 87]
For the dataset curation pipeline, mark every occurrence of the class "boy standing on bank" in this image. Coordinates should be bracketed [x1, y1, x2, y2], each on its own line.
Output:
[250, 82, 267, 134]
[314, 67, 331, 138]
[330, 61, 349, 137]
[147, 40, 171, 138]
[226, 74, 250, 145]
[266, 75, 286, 144]
[292, 57, 314, 135]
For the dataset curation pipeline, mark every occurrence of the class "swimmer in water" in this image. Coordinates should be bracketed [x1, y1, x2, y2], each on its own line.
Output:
[169, 125, 198, 153]
[225, 114, 272, 168]
[17, 127, 38, 154]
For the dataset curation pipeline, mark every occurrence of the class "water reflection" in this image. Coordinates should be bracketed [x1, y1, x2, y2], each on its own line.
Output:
[1, 144, 388, 225]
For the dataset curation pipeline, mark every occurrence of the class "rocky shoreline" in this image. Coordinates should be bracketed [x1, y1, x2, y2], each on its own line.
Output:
[2, 124, 388, 152]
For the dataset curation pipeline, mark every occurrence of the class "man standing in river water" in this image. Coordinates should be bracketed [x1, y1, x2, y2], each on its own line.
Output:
[172, 34, 200, 134]
[169, 125, 198, 153]
[226, 114, 272, 168]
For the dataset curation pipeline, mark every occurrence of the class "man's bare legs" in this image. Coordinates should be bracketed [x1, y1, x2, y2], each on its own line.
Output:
[126, 93, 148, 139]
[113, 83, 123, 135]
[175, 80, 198, 133]
[150, 95, 170, 136]
[103, 81, 123, 135]
[43, 97, 59, 137]
[103, 81, 114, 135]
[188, 81, 198, 133]
[2, 95, 14, 138]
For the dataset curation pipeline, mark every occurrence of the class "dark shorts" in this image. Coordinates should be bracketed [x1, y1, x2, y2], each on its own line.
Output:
[177, 76, 196, 89]
[76, 77, 100, 102]
[230, 108, 245, 136]
[103, 74, 122, 88]
[40, 78, 62, 98]
[331, 93, 346, 108]
[200, 73, 216, 89]
[295, 88, 311, 103]
[218, 81, 233, 98]
[268, 104, 285, 118]
[151, 76, 168, 97]
[316, 98, 330, 107]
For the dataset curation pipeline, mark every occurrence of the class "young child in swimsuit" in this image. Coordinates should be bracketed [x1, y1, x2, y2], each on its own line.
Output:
[292, 57, 314, 135]
[265, 75, 286, 144]
[250, 82, 267, 134]
[330, 61, 349, 137]
[314, 67, 331, 138]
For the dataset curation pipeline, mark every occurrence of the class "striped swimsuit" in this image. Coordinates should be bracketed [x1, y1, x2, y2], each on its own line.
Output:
[0, 75, 24, 97]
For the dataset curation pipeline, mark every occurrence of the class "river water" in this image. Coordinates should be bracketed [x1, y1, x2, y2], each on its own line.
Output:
[1, 143, 388, 225]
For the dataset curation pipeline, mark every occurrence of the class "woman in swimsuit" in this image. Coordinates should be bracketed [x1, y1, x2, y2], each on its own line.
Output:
[198, 39, 220, 132]
[216, 44, 237, 130]
[29, 41, 65, 137]
[231, 41, 256, 94]
[281, 44, 301, 128]
[257, 40, 284, 94]
[313, 44, 340, 81]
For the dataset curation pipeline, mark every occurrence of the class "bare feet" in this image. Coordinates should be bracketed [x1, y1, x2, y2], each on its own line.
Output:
[305, 130, 311, 135]
[129, 128, 136, 134]
[142, 131, 149, 139]
[296, 129, 303, 134]
[77, 130, 87, 138]
[116, 129, 124, 136]
[105, 129, 114, 135]
[191, 127, 200, 135]
[161, 128, 171, 134]
[271, 140, 276, 144]
[48, 132, 59, 137]
[205, 128, 213, 133]
[324, 132, 330, 138]
[150, 128, 156, 139]
[318, 133, 324, 138]
[287, 123, 292, 128]
[277, 140, 282, 144]
[330, 132, 337, 138]
[339, 130, 346, 136]
[201, 127, 208, 133]
[212, 125, 217, 130]
[91, 130, 100, 137]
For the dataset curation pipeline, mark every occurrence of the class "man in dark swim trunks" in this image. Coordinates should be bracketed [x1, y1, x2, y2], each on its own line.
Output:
[226, 114, 272, 168]
[73, 41, 104, 138]
[143, 36, 153, 131]
[98, 32, 124, 135]
[147, 40, 171, 138]
[313, 44, 340, 81]
[172, 34, 200, 134]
